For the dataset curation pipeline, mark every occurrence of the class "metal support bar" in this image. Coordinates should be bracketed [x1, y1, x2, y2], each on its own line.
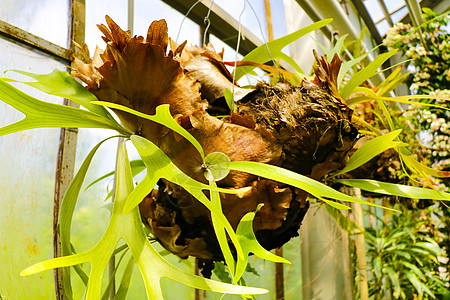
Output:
[294, 0, 386, 84]
[53, 0, 85, 299]
[350, 0, 383, 45]
[377, 0, 394, 26]
[0, 20, 71, 61]
[160, 0, 262, 55]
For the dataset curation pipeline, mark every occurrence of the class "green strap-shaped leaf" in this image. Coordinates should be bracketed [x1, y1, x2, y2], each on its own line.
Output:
[58, 136, 117, 296]
[340, 49, 398, 99]
[335, 178, 450, 201]
[333, 129, 405, 176]
[234, 19, 333, 80]
[21, 143, 268, 299]
[0, 79, 130, 136]
[114, 257, 135, 300]
[316, 34, 348, 62]
[346, 94, 450, 109]
[215, 161, 399, 212]
[85, 159, 146, 190]
[209, 178, 237, 280]
[128, 135, 245, 259]
[385, 267, 401, 298]
[93, 101, 205, 159]
[234, 204, 290, 282]
[4, 69, 116, 121]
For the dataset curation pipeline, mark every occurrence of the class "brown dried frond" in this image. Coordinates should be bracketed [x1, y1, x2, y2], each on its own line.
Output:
[312, 49, 343, 101]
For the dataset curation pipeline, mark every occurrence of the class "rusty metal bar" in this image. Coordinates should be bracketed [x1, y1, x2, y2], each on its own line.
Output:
[0, 20, 71, 61]
[53, 0, 85, 299]
[275, 247, 284, 300]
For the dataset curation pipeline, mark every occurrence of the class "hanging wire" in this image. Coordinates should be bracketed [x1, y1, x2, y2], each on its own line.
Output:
[229, 0, 248, 113]
[202, 0, 215, 46]
[245, 0, 280, 78]
[175, 0, 202, 44]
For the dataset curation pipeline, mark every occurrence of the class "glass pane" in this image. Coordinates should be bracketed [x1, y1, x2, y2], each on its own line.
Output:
[85, 0, 129, 52]
[384, 0, 405, 14]
[0, 37, 65, 299]
[391, 6, 409, 24]
[376, 19, 391, 36]
[0, 0, 70, 48]
[270, 0, 288, 40]
[135, 0, 200, 45]
[363, 0, 385, 23]
[212, 0, 267, 42]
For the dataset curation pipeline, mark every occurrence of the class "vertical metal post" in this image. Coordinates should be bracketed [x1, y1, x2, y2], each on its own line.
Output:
[53, 0, 85, 299]
[275, 247, 284, 300]
[263, 2, 285, 298]
[108, 1, 134, 299]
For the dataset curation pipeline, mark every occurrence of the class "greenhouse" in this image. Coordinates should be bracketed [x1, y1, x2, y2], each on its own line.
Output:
[1, 0, 449, 299]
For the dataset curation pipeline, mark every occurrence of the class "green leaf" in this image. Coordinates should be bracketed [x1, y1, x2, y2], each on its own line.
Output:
[333, 129, 405, 176]
[346, 94, 450, 110]
[385, 267, 401, 298]
[93, 101, 205, 159]
[337, 53, 368, 89]
[405, 271, 436, 299]
[234, 204, 290, 282]
[114, 257, 135, 300]
[335, 179, 450, 201]
[4, 69, 115, 121]
[217, 161, 399, 212]
[340, 49, 398, 99]
[317, 34, 348, 62]
[323, 203, 358, 233]
[58, 136, 117, 297]
[128, 135, 245, 260]
[204, 152, 231, 181]
[213, 261, 233, 284]
[402, 261, 426, 281]
[209, 179, 237, 279]
[22, 142, 268, 299]
[224, 88, 234, 111]
[0, 79, 130, 136]
[85, 159, 146, 191]
[234, 19, 333, 79]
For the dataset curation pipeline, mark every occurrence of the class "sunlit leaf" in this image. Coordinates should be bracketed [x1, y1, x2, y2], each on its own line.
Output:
[317, 34, 348, 62]
[58, 136, 117, 297]
[335, 179, 450, 201]
[4, 69, 116, 121]
[385, 267, 401, 298]
[204, 152, 231, 181]
[340, 49, 398, 99]
[128, 135, 245, 259]
[93, 101, 205, 159]
[114, 257, 135, 300]
[337, 54, 368, 88]
[333, 129, 405, 176]
[234, 19, 333, 79]
[234, 204, 290, 282]
[322, 203, 358, 233]
[85, 160, 146, 190]
[346, 94, 450, 109]
[0, 79, 130, 136]
[399, 146, 450, 178]
[224, 88, 234, 111]
[22, 143, 268, 299]
[209, 179, 237, 280]
[214, 161, 398, 211]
